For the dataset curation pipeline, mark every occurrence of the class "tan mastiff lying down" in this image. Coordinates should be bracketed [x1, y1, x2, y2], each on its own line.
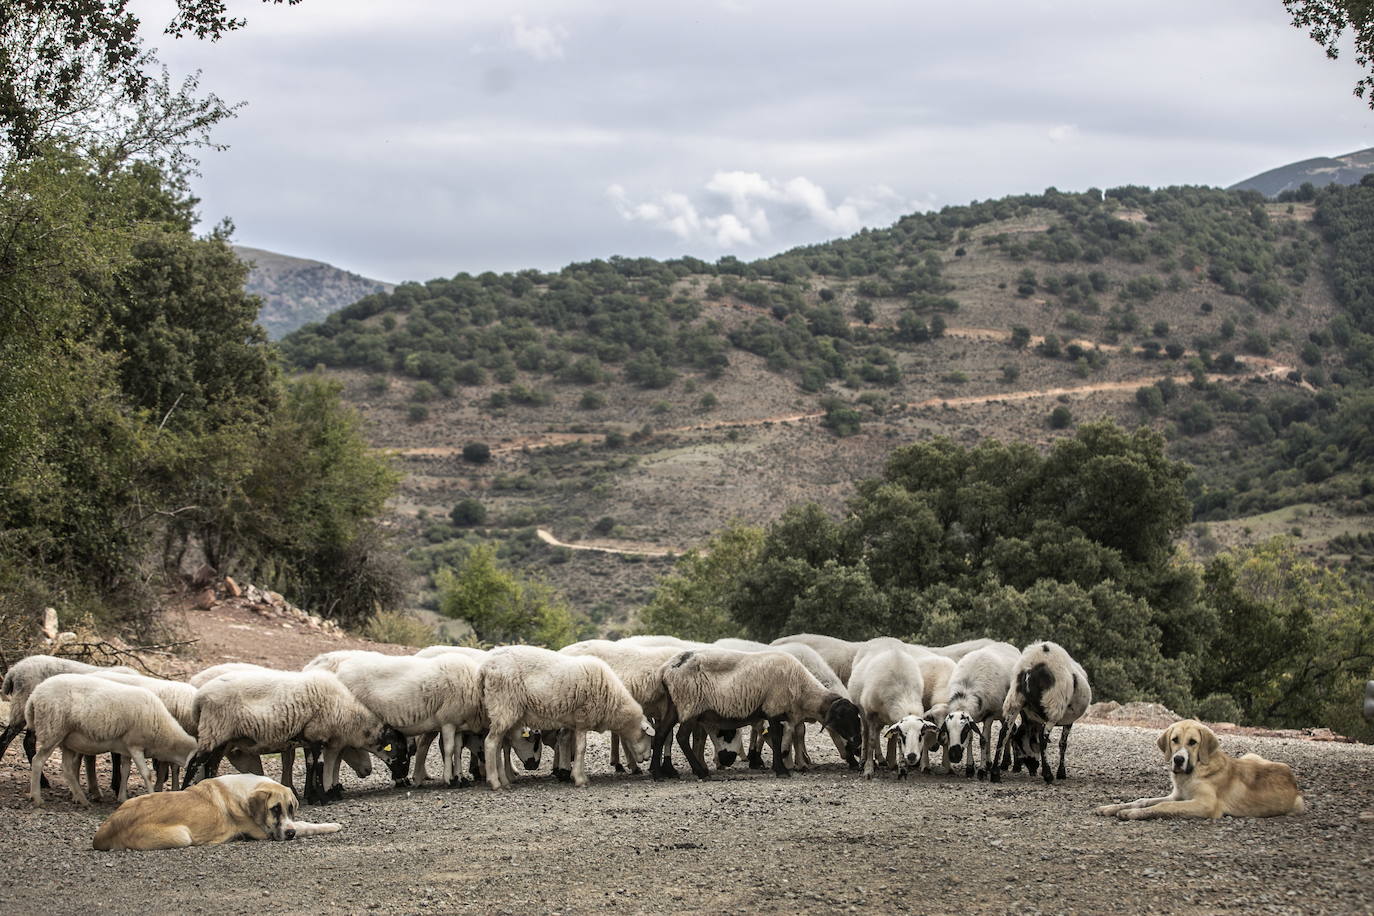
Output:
[93, 774, 342, 850]
[1095, 719, 1304, 821]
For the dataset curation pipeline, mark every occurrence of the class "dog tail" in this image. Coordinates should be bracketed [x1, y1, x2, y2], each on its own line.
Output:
[1291, 794, 1306, 815]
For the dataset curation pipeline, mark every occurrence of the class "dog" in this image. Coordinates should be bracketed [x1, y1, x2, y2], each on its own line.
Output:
[93, 774, 342, 850]
[1095, 719, 1304, 821]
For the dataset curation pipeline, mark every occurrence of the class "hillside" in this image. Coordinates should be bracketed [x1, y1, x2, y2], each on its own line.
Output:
[1229, 146, 1374, 198]
[280, 183, 1374, 631]
[234, 245, 394, 339]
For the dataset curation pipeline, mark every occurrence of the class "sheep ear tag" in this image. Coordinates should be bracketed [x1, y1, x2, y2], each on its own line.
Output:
[383, 744, 392, 753]
[643, 724, 656, 737]
[520, 728, 533, 739]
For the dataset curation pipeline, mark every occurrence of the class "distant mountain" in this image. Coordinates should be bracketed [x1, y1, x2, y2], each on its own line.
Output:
[1229, 147, 1374, 198]
[234, 245, 395, 339]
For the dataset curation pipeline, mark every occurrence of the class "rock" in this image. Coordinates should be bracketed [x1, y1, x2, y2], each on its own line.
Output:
[1085, 701, 1121, 718]
[41, 607, 59, 641]
[223, 577, 241, 598]
[193, 588, 216, 610]
[190, 564, 217, 588]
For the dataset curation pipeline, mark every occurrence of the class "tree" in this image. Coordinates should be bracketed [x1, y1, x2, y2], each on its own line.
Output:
[462, 442, 491, 464]
[450, 498, 486, 526]
[1, 0, 292, 161]
[638, 524, 762, 641]
[436, 543, 575, 648]
[1286, 1, 1374, 109]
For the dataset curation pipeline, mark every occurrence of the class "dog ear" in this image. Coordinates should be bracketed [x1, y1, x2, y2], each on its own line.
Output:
[1157, 725, 1172, 756]
[1198, 727, 1219, 765]
[247, 787, 272, 828]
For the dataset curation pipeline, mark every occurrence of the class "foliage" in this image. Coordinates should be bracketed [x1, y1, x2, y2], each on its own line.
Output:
[637, 524, 761, 641]
[462, 442, 492, 464]
[450, 499, 487, 527]
[435, 543, 575, 648]
[362, 610, 437, 648]
[1286, 0, 1374, 108]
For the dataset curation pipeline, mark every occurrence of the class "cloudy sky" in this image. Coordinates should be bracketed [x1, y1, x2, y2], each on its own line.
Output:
[140, 0, 1374, 284]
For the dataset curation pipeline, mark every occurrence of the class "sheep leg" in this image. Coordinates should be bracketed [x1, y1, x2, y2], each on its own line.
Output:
[109, 753, 124, 797]
[861, 718, 876, 779]
[747, 725, 765, 770]
[675, 717, 710, 779]
[1038, 725, 1053, 785]
[766, 716, 791, 778]
[409, 732, 434, 786]
[128, 748, 156, 799]
[62, 748, 92, 807]
[484, 728, 510, 790]
[22, 729, 51, 789]
[1056, 724, 1072, 781]
[571, 729, 589, 788]
[649, 701, 680, 779]
[791, 721, 808, 771]
[30, 738, 58, 806]
[0, 720, 23, 763]
[323, 746, 344, 800]
[84, 754, 103, 802]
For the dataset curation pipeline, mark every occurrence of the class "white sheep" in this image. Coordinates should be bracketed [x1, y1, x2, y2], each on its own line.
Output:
[930, 638, 1004, 661]
[480, 645, 655, 789]
[932, 643, 1020, 783]
[86, 670, 197, 792]
[713, 638, 855, 770]
[1001, 641, 1092, 783]
[768, 633, 862, 685]
[656, 648, 862, 780]
[305, 650, 484, 787]
[848, 647, 931, 778]
[415, 645, 489, 661]
[25, 674, 196, 807]
[2, 655, 140, 799]
[187, 668, 407, 805]
[186, 662, 376, 791]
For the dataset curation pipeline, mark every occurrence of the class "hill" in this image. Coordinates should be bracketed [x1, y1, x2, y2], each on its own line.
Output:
[234, 245, 394, 339]
[279, 183, 1374, 631]
[1229, 146, 1374, 198]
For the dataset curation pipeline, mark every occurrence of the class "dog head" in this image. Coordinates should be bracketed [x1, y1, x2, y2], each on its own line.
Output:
[247, 780, 300, 841]
[1157, 719, 1220, 775]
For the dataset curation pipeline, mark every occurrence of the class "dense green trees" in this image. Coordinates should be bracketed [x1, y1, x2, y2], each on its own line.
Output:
[435, 543, 575, 648]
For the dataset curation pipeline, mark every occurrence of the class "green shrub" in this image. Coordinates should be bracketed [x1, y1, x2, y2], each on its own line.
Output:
[462, 442, 492, 464]
[362, 611, 436, 647]
[450, 499, 487, 526]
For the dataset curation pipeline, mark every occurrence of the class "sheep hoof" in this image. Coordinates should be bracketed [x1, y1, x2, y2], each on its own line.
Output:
[1042, 769, 1055, 785]
[896, 767, 908, 781]
[554, 768, 572, 783]
[613, 763, 626, 774]
[773, 768, 792, 779]
[977, 768, 988, 781]
[327, 784, 344, 801]
[394, 778, 412, 789]
[1057, 767, 1068, 781]
[747, 754, 765, 770]
[989, 769, 1002, 784]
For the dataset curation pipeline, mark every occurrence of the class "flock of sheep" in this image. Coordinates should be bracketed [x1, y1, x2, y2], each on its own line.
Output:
[0, 632, 1091, 809]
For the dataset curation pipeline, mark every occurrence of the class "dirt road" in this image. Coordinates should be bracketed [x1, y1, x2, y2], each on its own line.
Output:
[2, 724, 1370, 914]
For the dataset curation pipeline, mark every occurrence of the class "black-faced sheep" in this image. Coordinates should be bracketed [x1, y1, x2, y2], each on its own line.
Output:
[1001, 641, 1092, 783]
[848, 647, 930, 778]
[932, 643, 1020, 782]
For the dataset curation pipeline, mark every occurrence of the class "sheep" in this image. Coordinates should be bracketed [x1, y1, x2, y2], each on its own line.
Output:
[86, 670, 197, 792]
[186, 668, 407, 805]
[1001, 641, 1092, 783]
[930, 638, 1005, 662]
[479, 645, 656, 789]
[848, 647, 932, 778]
[1, 655, 140, 798]
[932, 643, 1020, 783]
[186, 662, 376, 791]
[25, 674, 196, 807]
[655, 648, 862, 780]
[713, 637, 856, 770]
[555, 640, 742, 777]
[769, 633, 862, 685]
[304, 650, 484, 788]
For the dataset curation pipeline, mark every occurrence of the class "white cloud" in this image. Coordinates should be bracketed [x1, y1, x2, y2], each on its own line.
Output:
[609, 171, 919, 250]
[511, 15, 567, 61]
[1048, 124, 1078, 143]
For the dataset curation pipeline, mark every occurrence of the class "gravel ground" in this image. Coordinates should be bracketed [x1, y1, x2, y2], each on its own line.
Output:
[1, 723, 1371, 915]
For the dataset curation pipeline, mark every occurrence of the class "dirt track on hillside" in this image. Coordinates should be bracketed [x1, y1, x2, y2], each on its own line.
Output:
[2, 723, 1370, 914]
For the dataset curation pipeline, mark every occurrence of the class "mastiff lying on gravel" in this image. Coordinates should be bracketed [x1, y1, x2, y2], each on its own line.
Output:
[1094, 719, 1305, 821]
[93, 774, 342, 850]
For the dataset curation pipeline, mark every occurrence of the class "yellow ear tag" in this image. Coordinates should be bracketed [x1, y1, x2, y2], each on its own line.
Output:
[383, 745, 392, 753]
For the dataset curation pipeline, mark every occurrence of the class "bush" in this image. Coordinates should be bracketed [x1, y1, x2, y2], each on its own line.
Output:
[450, 498, 487, 526]
[410, 381, 437, 402]
[579, 391, 606, 410]
[407, 404, 429, 423]
[592, 516, 616, 535]
[462, 442, 492, 464]
[1000, 365, 1020, 383]
[1048, 406, 1073, 429]
[362, 611, 436, 648]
